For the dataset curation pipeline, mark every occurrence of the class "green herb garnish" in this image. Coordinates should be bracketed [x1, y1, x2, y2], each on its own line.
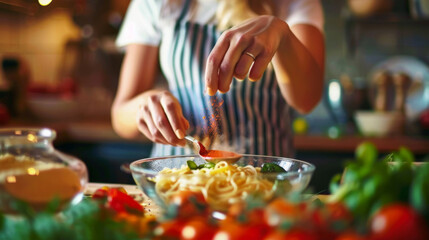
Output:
[198, 162, 215, 169]
[261, 163, 286, 173]
[187, 160, 198, 170]
[187, 161, 215, 170]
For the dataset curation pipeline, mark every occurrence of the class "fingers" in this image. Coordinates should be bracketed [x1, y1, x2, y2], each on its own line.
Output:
[160, 96, 186, 139]
[137, 105, 169, 145]
[206, 30, 251, 95]
[205, 36, 229, 96]
[234, 49, 258, 80]
[217, 33, 251, 92]
[248, 54, 271, 81]
[137, 92, 188, 146]
[205, 29, 273, 94]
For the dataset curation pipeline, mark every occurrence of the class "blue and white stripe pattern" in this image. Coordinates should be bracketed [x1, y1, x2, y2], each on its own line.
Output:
[150, 0, 293, 157]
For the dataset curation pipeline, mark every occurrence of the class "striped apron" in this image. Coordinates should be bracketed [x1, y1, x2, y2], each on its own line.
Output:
[150, 0, 293, 158]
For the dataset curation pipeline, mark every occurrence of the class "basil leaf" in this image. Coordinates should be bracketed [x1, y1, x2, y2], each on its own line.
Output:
[203, 162, 215, 169]
[187, 160, 198, 170]
[261, 163, 286, 173]
[196, 162, 215, 169]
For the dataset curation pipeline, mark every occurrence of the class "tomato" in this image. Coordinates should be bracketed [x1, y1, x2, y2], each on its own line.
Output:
[170, 191, 208, 218]
[240, 223, 271, 240]
[245, 208, 268, 225]
[370, 204, 428, 240]
[154, 219, 186, 239]
[107, 188, 143, 214]
[325, 202, 352, 223]
[335, 231, 367, 240]
[263, 230, 286, 240]
[264, 228, 321, 240]
[265, 198, 305, 226]
[227, 202, 244, 218]
[283, 228, 319, 240]
[92, 188, 108, 199]
[180, 217, 216, 240]
[213, 222, 243, 240]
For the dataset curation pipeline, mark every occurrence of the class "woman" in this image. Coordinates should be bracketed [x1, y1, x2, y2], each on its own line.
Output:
[112, 0, 324, 157]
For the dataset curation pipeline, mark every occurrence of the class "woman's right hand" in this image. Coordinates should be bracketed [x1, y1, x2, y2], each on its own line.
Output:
[136, 90, 189, 146]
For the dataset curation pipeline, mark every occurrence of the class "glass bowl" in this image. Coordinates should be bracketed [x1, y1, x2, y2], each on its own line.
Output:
[0, 128, 88, 214]
[130, 154, 315, 211]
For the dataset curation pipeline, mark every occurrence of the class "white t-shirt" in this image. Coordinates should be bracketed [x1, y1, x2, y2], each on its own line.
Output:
[116, 0, 324, 157]
[117, 0, 324, 47]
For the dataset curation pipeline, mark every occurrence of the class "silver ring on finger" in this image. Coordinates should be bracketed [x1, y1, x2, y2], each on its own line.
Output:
[244, 51, 256, 61]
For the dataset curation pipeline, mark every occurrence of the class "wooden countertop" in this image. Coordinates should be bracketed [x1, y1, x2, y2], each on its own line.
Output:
[294, 134, 429, 154]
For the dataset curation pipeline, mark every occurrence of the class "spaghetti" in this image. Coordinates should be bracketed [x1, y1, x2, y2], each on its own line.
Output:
[154, 161, 275, 210]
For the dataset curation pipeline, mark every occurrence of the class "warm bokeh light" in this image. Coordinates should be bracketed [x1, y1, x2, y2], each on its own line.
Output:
[27, 134, 37, 143]
[27, 167, 39, 176]
[38, 0, 53, 7]
[6, 176, 16, 183]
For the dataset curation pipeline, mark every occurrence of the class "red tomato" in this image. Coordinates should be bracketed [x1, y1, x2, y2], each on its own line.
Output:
[370, 204, 428, 240]
[325, 202, 352, 223]
[213, 221, 248, 240]
[283, 228, 320, 240]
[265, 198, 305, 226]
[170, 191, 208, 218]
[335, 231, 367, 240]
[92, 188, 109, 199]
[240, 223, 271, 240]
[180, 217, 216, 240]
[246, 208, 268, 225]
[155, 219, 186, 239]
[263, 230, 286, 240]
[107, 188, 143, 214]
[227, 202, 245, 218]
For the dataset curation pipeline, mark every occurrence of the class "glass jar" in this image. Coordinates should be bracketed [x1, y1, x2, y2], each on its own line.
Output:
[0, 128, 88, 214]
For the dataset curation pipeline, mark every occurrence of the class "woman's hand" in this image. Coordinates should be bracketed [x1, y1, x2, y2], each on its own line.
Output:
[205, 15, 289, 95]
[136, 90, 189, 146]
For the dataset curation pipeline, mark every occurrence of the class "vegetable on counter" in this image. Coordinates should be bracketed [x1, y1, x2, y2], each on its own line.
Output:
[1, 143, 428, 240]
[329, 141, 429, 236]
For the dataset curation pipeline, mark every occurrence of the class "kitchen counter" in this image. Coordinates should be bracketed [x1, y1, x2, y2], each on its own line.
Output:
[4, 119, 429, 153]
[295, 134, 429, 154]
[4, 119, 428, 193]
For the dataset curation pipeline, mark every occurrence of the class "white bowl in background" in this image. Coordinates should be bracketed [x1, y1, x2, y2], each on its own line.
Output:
[354, 110, 405, 137]
[27, 97, 80, 122]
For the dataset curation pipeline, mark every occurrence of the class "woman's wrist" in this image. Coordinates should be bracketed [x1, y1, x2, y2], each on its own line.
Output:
[271, 18, 291, 84]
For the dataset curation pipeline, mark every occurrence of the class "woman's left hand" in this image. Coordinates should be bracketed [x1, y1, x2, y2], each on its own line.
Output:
[204, 15, 289, 95]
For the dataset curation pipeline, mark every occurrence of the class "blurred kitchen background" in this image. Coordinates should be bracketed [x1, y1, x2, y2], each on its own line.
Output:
[1, 0, 429, 193]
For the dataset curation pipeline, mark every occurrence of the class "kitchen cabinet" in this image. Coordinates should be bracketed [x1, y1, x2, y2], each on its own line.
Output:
[345, 14, 429, 58]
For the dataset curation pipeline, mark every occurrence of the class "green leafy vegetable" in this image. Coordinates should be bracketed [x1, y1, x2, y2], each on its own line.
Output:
[329, 141, 427, 224]
[261, 163, 286, 173]
[411, 163, 429, 219]
[0, 199, 141, 240]
[187, 160, 215, 170]
[187, 160, 198, 170]
[198, 162, 215, 169]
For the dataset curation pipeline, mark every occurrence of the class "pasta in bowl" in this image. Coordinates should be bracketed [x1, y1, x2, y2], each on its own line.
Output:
[130, 154, 315, 211]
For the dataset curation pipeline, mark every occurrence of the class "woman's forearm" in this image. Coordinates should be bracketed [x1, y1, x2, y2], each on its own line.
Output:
[272, 21, 325, 114]
[112, 89, 168, 139]
[111, 44, 160, 139]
